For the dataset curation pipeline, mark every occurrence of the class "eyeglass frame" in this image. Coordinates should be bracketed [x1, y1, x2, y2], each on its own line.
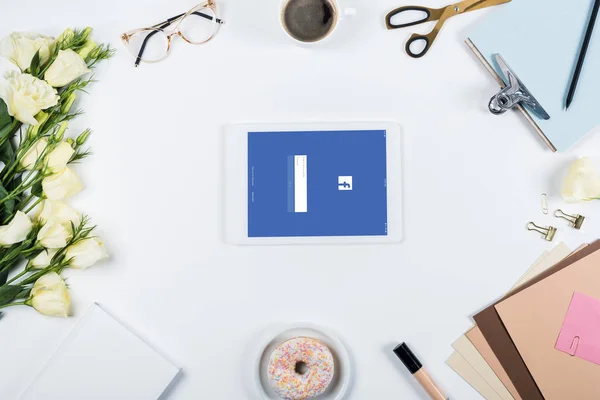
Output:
[121, 0, 224, 67]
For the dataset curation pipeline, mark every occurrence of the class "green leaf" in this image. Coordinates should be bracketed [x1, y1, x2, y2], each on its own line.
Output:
[0, 99, 10, 129]
[31, 180, 43, 198]
[6, 175, 21, 193]
[0, 123, 15, 142]
[0, 248, 7, 286]
[0, 119, 20, 142]
[2, 176, 22, 222]
[0, 182, 15, 219]
[0, 285, 22, 306]
[15, 288, 31, 300]
[29, 50, 41, 77]
[0, 138, 15, 166]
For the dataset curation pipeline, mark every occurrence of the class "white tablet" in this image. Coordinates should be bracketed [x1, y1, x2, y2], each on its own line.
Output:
[224, 122, 403, 245]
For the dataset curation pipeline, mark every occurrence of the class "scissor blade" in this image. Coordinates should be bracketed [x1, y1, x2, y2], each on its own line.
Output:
[460, 0, 512, 14]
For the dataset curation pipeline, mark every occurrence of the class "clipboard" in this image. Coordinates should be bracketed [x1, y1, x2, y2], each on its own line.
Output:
[466, 39, 554, 151]
[466, 0, 600, 152]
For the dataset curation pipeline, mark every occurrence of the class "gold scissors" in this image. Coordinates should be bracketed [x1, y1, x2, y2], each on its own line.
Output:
[385, 0, 511, 58]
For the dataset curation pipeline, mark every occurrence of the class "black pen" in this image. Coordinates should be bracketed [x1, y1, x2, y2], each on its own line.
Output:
[566, 0, 600, 109]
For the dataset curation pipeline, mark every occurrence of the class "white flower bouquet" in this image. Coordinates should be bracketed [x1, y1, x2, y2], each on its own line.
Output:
[0, 28, 112, 318]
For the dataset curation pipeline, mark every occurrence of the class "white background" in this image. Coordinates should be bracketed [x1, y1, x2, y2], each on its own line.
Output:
[2, 0, 600, 399]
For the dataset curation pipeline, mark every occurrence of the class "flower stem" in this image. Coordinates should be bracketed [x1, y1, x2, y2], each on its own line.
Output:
[0, 121, 21, 148]
[20, 269, 50, 286]
[5, 269, 28, 285]
[0, 174, 44, 207]
[24, 198, 43, 214]
[17, 193, 35, 211]
[22, 244, 43, 257]
[0, 301, 26, 310]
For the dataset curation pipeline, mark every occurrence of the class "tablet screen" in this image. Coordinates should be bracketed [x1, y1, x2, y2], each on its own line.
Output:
[247, 129, 388, 237]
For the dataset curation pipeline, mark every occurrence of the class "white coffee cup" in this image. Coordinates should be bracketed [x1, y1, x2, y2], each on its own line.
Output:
[279, 0, 356, 45]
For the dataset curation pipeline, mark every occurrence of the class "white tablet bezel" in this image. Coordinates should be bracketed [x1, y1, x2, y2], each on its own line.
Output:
[224, 122, 403, 245]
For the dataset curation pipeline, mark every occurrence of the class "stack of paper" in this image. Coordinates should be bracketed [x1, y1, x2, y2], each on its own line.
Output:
[447, 242, 600, 399]
[19, 304, 180, 400]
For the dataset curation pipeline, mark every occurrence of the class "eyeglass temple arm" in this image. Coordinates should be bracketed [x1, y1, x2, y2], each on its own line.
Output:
[135, 11, 225, 67]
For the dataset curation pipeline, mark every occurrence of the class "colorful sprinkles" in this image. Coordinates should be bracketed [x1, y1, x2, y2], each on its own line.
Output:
[268, 337, 335, 400]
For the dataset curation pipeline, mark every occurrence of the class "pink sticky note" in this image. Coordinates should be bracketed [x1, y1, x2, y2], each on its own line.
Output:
[555, 292, 600, 365]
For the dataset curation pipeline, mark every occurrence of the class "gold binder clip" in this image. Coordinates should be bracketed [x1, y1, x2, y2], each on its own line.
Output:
[527, 222, 557, 241]
[554, 209, 585, 230]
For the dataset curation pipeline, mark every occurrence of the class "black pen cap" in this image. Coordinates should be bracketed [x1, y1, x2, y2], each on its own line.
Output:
[393, 342, 423, 374]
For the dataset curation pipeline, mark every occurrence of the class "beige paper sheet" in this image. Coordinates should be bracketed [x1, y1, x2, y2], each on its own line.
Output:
[467, 327, 521, 400]
[447, 243, 572, 399]
[495, 246, 600, 399]
[469, 244, 585, 400]
[521, 245, 576, 290]
[476, 244, 572, 398]
[452, 335, 514, 399]
[447, 352, 503, 400]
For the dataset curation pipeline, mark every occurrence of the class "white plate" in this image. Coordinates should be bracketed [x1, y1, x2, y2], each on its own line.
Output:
[253, 324, 353, 400]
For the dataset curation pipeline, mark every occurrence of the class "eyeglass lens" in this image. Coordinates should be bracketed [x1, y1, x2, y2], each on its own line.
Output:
[124, 7, 219, 63]
[180, 7, 217, 44]
[125, 30, 169, 63]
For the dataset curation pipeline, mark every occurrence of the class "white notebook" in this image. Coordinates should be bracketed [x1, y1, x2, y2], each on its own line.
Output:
[20, 304, 180, 400]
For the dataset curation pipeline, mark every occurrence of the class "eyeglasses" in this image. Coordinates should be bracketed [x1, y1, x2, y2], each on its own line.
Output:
[121, 1, 224, 67]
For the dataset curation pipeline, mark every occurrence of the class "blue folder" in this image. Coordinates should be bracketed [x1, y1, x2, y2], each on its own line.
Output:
[468, 0, 600, 151]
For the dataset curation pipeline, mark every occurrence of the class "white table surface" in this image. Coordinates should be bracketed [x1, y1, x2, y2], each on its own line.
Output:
[2, 0, 600, 399]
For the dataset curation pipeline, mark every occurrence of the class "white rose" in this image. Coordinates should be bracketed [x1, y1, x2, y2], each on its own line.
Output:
[0, 57, 20, 83]
[37, 217, 72, 249]
[20, 138, 47, 170]
[42, 167, 83, 200]
[28, 272, 70, 318]
[31, 248, 58, 269]
[46, 142, 74, 173]
[35, 199, 80, 226]
[0, 32, 55, 71]
[44, 49, 90, 88]
[0, 211, 32, 246]
[66, 238, 108, 269]
[0, 70, 59, 125]
[562, 157, 600, 202]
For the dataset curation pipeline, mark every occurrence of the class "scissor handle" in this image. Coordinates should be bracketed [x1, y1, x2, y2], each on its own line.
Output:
[386, 6, 438, 29]
[405, 32, 436, 58]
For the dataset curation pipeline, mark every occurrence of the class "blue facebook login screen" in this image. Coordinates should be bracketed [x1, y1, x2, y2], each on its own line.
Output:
[247, 130, 388, 238]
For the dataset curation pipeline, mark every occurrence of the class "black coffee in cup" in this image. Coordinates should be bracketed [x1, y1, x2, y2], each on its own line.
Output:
[282, 0, 338, 43]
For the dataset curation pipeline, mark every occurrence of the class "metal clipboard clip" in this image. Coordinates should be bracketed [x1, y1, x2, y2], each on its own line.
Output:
[488, 54, 551, 120]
